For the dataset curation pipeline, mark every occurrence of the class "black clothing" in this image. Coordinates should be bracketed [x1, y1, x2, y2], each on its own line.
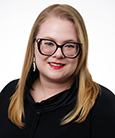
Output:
[0, 77, 115, 138]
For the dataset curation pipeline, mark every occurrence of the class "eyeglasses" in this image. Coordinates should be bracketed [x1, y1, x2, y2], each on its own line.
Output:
[34, 38, 82, 58]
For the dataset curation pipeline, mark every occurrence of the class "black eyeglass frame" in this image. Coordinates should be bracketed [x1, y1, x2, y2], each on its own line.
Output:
[34, 38, 82, 58]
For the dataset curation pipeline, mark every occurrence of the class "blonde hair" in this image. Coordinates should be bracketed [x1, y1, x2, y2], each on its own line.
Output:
[8, 4, 100, 128]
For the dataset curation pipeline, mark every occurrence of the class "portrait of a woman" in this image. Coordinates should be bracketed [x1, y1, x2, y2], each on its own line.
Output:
[0, 4, 115, 138]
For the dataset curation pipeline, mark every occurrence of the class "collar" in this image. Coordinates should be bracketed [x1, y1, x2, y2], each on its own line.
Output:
[25, 70, 79, 113]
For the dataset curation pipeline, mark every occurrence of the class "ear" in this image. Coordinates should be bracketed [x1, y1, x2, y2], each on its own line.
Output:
[33, 44, 35, 55]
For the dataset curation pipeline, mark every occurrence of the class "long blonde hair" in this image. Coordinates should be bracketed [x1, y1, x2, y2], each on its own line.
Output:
[8, 4, 100, 128]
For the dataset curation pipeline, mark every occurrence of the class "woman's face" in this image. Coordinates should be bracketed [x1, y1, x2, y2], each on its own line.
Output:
[35, 18, 79, 83]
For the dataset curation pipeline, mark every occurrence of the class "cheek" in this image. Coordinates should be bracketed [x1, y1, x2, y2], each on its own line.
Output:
[68, 58, 79, 72]
[35, 45, 48, 68]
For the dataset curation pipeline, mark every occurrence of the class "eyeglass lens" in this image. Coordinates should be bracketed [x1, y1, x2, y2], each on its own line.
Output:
[40, 40, 56, 55]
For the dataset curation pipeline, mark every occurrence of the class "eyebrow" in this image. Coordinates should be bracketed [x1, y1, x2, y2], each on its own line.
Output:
[43, 36, 77, 43]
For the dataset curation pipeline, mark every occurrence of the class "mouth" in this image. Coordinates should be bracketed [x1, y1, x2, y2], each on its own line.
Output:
[48, 62, 65, 69]
[49, 62, 65, 66]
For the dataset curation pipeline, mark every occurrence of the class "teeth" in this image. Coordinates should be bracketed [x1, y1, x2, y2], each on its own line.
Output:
[49, 62, 64, 66]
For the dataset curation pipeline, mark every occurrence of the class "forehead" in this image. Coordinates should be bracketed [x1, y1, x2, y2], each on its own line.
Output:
[37, 17, 78, 43]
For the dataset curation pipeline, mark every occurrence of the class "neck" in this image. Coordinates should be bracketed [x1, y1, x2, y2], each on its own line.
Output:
[30, 74, 74, 103]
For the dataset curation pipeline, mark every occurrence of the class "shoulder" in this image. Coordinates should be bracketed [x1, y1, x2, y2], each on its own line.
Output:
[0, 79, 19, 101]
[100, 85, 115, 100]
[90, 86, 115, 138]
[93, 85, 115, 114]
[90, 85, 115, 137]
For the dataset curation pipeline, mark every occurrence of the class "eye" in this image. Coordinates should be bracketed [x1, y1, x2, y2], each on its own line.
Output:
[65, 44, 75, 48]
[44, 41, 54, 46]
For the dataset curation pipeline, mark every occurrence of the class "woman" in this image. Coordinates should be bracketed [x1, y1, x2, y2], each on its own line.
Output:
[0, 4, 115, 138]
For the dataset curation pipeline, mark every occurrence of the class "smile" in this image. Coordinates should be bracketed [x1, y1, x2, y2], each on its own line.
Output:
[48, 62, 65, 69]
[49, 62, 64, 66]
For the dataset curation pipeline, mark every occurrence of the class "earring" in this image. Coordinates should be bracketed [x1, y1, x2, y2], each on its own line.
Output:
[33, 57, 36, 72]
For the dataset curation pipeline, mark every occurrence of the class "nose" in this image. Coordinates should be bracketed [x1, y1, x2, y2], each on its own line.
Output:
[52, 47, 64, 58]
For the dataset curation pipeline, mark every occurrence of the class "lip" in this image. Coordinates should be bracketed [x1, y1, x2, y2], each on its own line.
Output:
[48, 62, 65, 69]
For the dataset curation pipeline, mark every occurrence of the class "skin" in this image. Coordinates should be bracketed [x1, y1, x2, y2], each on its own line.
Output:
[30, 18, 79, 102]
